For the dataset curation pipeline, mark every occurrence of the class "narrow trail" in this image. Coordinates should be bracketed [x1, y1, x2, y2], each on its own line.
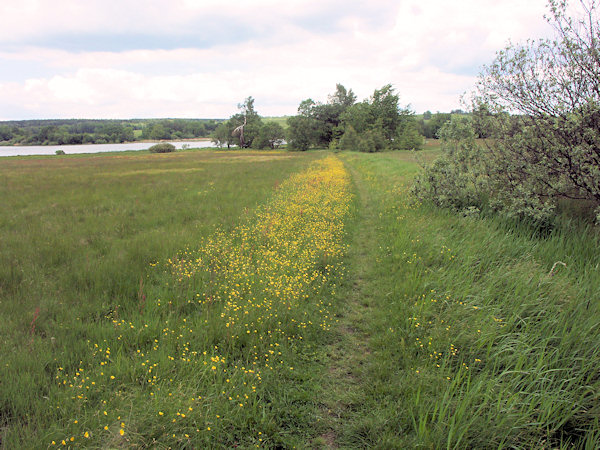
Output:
[314, 157, 380, 448]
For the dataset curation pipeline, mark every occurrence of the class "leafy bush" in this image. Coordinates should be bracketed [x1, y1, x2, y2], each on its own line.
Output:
[394, 120, 424, 150]
[55, 150, 65, 155]
[414, 0, 600, 226]
[338, 125, 359, 151]
[148, 143, 176, 153]
[412, 117, 488, 213]
[358, 128, 386, 153]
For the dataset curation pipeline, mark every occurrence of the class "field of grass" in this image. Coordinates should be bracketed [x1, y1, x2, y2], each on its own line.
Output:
[262, 117, 290, 129]
[1, 147, 599, 448]
[0, 149, 328, 447]
[323, 152, 600, 448]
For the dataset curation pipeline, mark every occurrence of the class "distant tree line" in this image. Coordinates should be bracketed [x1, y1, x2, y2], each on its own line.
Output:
[0, 119, 221, 146]
[213, 84, 436, 152]
[286, 84, 423, 151]
[211, 97, 286, 150]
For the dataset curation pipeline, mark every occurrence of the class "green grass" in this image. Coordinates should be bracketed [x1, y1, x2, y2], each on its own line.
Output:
[325, 151, 600, 448]
[0, 148, 328, 447]
[263, 116, 290, 129]
[1, 147, 599, 448]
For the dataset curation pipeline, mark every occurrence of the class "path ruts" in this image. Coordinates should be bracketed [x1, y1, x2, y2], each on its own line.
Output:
[314, 157, 380, 449]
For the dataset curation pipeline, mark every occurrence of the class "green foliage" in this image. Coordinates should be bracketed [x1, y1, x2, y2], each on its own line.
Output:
[369, 84, 402, 141]
[287, 85, 356, 150]
[338, 125, 360, 151]
[286, 115, 319, 151]
[148, 143, 176, 153]
[412, 117, 486, 213]
[285, 83, 424, 152]
[335, 152, 600, 448]
[415, 0, 600, 225]
[394, 118, 424, 150]
[149, 124, 169, 140]
[340, 84, 423, 151]
[358, 128, 387, 153]
[422, 112, 451, 138]
[55, 150, 66, 155]
[253, 122, 285, 149]
[0, 125, 13, 141]
[339, 101, 371, 135]
[211, 121, 236, 148]
[0, 119, 219, 146]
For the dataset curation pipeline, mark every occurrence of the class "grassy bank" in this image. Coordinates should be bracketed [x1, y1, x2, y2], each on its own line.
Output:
[326, 152, 600, 448]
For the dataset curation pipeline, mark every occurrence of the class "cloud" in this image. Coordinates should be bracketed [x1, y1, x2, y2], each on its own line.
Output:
[0, 0, 554, 119]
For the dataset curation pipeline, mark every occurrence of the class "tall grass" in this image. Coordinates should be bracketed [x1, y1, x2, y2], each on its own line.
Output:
[1, 149, 335, 447]
[2, 147, 598, 448]
[335, 152, 600, 448]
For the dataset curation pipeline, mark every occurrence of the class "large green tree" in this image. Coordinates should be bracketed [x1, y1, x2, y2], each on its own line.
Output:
[340, 84, 423, 150]
[211, 121, 236, 148]
[287, 84, 356, 150]
[286, 114, 318, 151]
[253, 122, 285, 149]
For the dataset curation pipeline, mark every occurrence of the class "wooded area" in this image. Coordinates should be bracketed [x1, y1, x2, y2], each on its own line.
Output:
[0, 118, 221, 146]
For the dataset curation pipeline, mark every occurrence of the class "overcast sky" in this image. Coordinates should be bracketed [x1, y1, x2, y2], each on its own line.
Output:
[0, 0, 555, 120]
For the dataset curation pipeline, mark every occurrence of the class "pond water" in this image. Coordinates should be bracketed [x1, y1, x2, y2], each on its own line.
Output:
[0, 140, 217, 157]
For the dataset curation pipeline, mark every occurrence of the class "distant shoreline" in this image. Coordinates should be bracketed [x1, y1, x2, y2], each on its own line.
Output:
[135, 137, 211, 144]
[0, 137, 212, 147]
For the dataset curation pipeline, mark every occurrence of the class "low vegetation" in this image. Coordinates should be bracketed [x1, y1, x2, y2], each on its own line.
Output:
[1, 2, 598, 447]
[327, 152, 600, 447]
[414, 0, 600, 225]
[1, 146, 598, 447]
[148, 142, 176, 153]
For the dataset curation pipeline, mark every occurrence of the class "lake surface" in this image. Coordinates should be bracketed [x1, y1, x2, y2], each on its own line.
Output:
[0, 140, 217, 157]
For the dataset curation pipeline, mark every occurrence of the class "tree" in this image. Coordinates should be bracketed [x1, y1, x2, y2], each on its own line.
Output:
[211, 121, 236, 148]
[287, 85, 357, 149]
[395, 119, 424, 150]
[286, 115, 318, 151]
[149, 124, 169, 140]
[338, 125, 360, 151]
[0, 125, 13, 142]
[415, 0, 600, 224]
[340, 84, 422, 149]
[423, 113, 451, 138]
[101, 123, 126, 142]
[369, 84, 402, 141]
[230, 96, 263, 148]
[471, 103, 494, 138]
[286, 99, 320, 150]
[358, 127, 387, 153]
[328, 83, 357, 109]
[253, 122, 285, 149]
[340, 102, 372, 135]
[474, 0, 600, 222]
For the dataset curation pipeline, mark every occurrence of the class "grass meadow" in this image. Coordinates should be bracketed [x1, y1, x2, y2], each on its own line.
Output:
[1, 147, 599, 448]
